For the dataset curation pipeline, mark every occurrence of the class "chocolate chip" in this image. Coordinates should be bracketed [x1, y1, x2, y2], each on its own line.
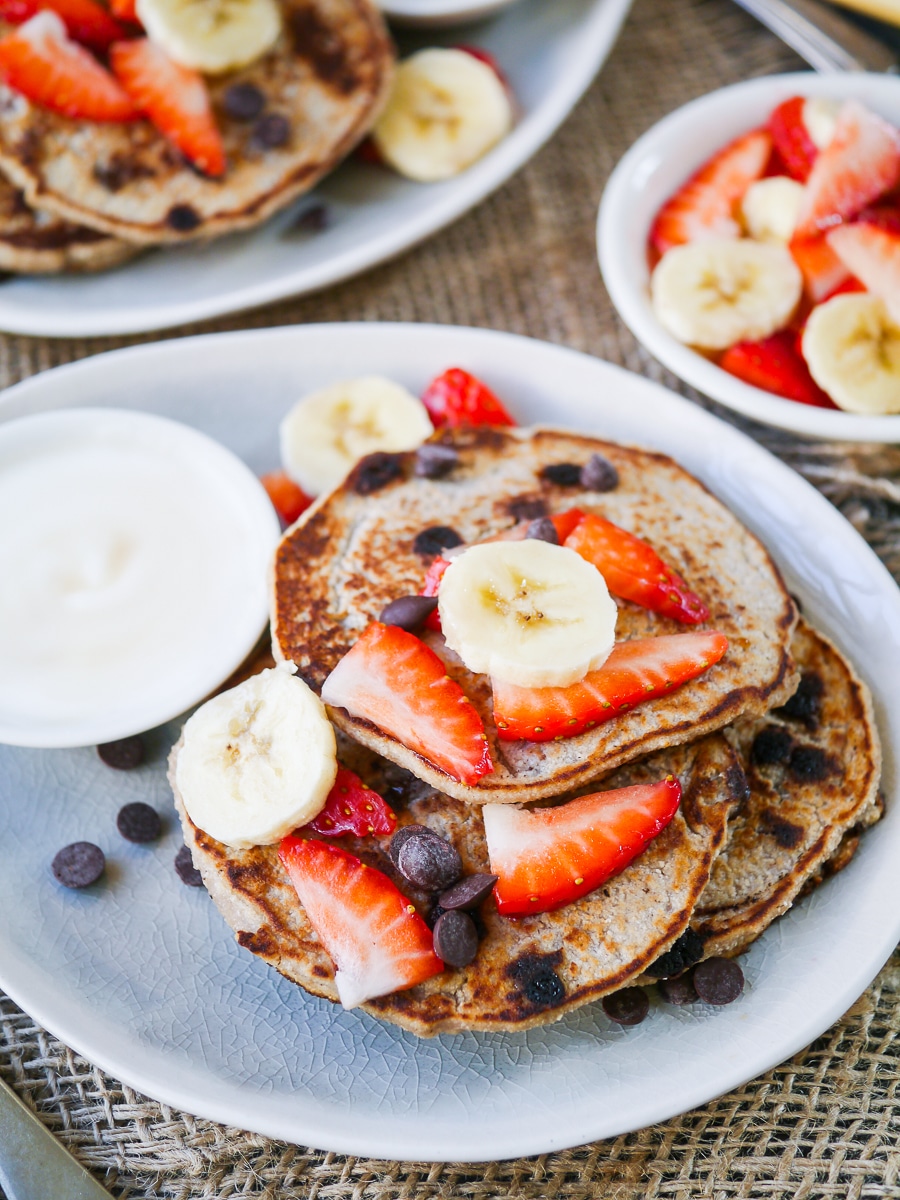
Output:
[522, 969, 565, 1007]
[415, 444, 459, 479]
[93, 155, 155, 192]
[388, 823, 443, 868]
[167, 205, 201, 233]
[252, 113, 290, 148]
[438, 873, 498, 910]
[52, 842, 105, 889]
[658, 973, 698, 1005]
[175, 844, 204, 888]
[759, 808, 804, 849]
[350, 452, 403, 495]
[580, 453, 619, 492]
[602, 987, 650, 1026]
[506, 497, 547, 522]
[397, 833, 461, 891]
[524, 516, 559, 544]
[285, 203, 329, 236]
[379, 594, 438, 632]
[433, 910, 479, 967]
[692, 957, 744, 1005]
[788, 744, 832, 782]
[116, 802, 161, 844]
[541, 462, 582, 487]
[223, 82, 266, 121]
[97, 735, 145, 770]
[413, 525, 463, 558]
[776, 672, 824, 728]
[647, 927, 705, 979]
[750, 726, 793, 767]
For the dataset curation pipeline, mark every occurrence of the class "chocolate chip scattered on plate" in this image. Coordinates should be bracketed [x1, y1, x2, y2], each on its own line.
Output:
[52, 842, 105, 889]
[602, 986, 650, 1026]
[175, 845, 204, 888]
[692, 957, 744, 1006]
[117, 802, 162, 844]
[97, 735, 145, 770]
[658, 973, 697, 1006]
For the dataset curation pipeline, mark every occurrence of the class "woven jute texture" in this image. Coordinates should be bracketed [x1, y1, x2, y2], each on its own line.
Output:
[4, 0, 900, 1195]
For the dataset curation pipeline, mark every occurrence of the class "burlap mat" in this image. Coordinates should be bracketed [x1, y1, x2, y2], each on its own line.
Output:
[3, 0, 900, 1194]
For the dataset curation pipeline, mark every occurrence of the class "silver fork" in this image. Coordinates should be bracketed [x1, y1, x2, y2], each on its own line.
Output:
[732, 0, 897, 70]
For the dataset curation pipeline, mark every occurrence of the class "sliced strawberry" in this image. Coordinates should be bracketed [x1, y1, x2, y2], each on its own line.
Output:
[649, 129, 772, 256]
[720, 332, 836, 408]
[0, 12, 135, 120]
[421, 368, 516, 428]
[794, 99, 900, 240]
[492, 631, 728, 742]
[549, 507, 585, 543]
[827, 221, 900, 319]
[0, 0, 127, 51]
[109, 0, 138, 23]
[110, 38, 225, 177]
[564, 513, 709, 624]
[260, 470, 312, 527]
[321, 622, 494, 785]
[455, 44, 508, 88]
[769, 96, 818, 183]
[302, 767, 397, 838]
[419, 553, 450, 631]
[483, 777, 681, 915]
[789, 234, 850, 303]
[819, 274, 866, 303]
[279, 836, 443, 1007]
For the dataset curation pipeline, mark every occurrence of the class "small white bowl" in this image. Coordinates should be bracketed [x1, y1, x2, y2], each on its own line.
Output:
[598, 71, 900, 441]
[379, 0, 521, 27]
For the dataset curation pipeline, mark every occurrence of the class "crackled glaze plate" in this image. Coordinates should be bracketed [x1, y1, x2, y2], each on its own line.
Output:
[0, 324, 898, 1161]
[0, 0, 630, 338]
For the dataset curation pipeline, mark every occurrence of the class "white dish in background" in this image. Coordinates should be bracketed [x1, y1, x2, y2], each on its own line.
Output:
[0, 324, 898, 1160]
[598, 72, 900, 442]
[0, 408, 279, 748]
[380, 0, 521, 27]
[0, 0, 631, 339]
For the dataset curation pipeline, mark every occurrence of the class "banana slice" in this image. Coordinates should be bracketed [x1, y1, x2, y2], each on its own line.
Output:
[740, 176, 805, 244]
[437, 540, 618, 689]
[802, 293, 900, 415]
[136, 0, 282, 75]
[280, 376, 434, 496]
[803, 97, 840, 151]
[650, 238, 803, 350]
[372, 48, 513, 184]
[174, 662, 336, 849]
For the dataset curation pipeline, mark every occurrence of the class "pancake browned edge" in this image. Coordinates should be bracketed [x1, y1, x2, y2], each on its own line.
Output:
[171, 731, 747, 1036]
[272, 425, 800, 805]
[0, 0, 392, 245]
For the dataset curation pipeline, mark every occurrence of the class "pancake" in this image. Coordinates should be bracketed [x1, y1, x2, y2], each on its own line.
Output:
[691, 617, 882, 959]
[0, 0, 393, 245]
[172, 730, 747, 1035]
[272, 425, 799, 805]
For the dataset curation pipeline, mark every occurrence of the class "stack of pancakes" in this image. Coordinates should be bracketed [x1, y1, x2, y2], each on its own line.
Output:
[175, 426, 881, 1035]
[0, 0, 392, 272]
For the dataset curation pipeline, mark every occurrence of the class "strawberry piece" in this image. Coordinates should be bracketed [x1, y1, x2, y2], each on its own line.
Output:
[564, 513, 709, 624]
[279, 836, 443, 1007]
[109, 0, 138, 23]
[321, 622, 494, 785]
[492, 631, 728, 742]
[549, 507, 585, 543]
[827, 221, 900, 321]
[260, 470, 312, 527]
[720, 332, 836, 408]
[455, 44, 509, 89]
[419, 553, 450, 631]
[789, 234, 850, 303]
[649, 129, 772, 256]
[302, 767, 398, 838]
[0, 12, 135, 120]
[769, 96, 819, 183]
[483, 777, 682, 915]
[794, 100, 900, 240]
[0, 0, 127, 51]
[110, 38, 225, 177]
[421, 368, 516, 428]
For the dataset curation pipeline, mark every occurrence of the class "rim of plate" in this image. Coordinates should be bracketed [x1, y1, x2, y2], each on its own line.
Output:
[380, 0, 519, 23]
[598, 71, 900, 442]
[1, 323, 898, 1160]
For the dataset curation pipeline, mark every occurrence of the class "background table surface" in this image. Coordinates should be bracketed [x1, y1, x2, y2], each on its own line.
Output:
[3, 0, 900, 1195]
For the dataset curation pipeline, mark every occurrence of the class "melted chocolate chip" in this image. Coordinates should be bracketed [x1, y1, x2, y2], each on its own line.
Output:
[438, 873, 498, 910]
[413, 525, 463, 558]
[506, 497, 547, 522]
[523, 970, 565, 1007]
[525, 517, 558, 544]
[52, 842, 105, 889]
[223, 82, 266, 121]
[541, 462, 582, 487]
[658, 973, 697, 1006]
[252, 113, 290, 148]
[788, 744, 832, 782]
[379, 594, 438, 632]
[647, 928, 705, 979]
[175, 845, 204, 888]
[750, 726, 793, 768]
[116, 802, 161, 844]
[285, 203, 329, 236]
[693, 957, 744, 1005]
[350, 452, 403, 495]
[776, 672, 824, 728]
[507, 952, 566, 1008]
[602, 987, 649, 1026]
[98, 735, 145, 770]
[397, 833, 461, 892]
[580, 453, 619, 492]
[167, 205, 201, 233]
[759, 809, 805, 849]
[415, 444, 459, 479]
[433, 910, 479, 967]
[93, 156, 155, 193]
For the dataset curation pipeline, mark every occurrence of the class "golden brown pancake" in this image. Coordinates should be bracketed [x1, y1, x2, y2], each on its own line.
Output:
[272, 425, 799, 805]
[0, 173, 135, 271]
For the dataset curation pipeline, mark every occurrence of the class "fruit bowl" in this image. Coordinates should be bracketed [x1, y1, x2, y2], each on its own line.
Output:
[597, 72, 900, 442]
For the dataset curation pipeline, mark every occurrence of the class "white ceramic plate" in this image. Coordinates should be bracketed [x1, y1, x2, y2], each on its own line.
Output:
[0, 324, 898, 1162]
[379, 0, 521, 27]
[598, 72, 900, 442]
[0, 0, 631, 339]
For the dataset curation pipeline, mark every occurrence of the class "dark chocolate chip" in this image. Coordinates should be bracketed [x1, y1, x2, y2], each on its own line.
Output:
[602, 987, 650, 1026]
[776, 672, 824, 728]
[506, 497, 547, 522]
[350, 452, 403, 495]
[438, 873, 498, 910]
[52, 842, 105, 889]
[223, 82, 266, 121]
[658, 973, 698, 1005]
[759, 808, 804, 849]
[167, 204, 201, 233]
[175, 845, 204, 888]
[252, 113, 290, 148]
[388, 823, 443, 868]
[580, 453, 619, 492]
[647, 927, 705, 979]
[787, 744, 832, 782]
[413, 525, 463, 558]
[97, 735, 145, 770]
[522, 969, 565, 1007]
[425, 902, 447, 930]
[433, 910, 479, 967]
[750, 725, 793, 768]
[397, 833, 461, 892]
[285, 203, 329, 236]
[693, 957, 744, 1005]
[93, 155, 155, 192]
[116, 802, 161, 844]
[415, 443, 459, 479]
[525, 517, 559, 544]
[541, 462, 582, 487]
[379, 594, 438, 632]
